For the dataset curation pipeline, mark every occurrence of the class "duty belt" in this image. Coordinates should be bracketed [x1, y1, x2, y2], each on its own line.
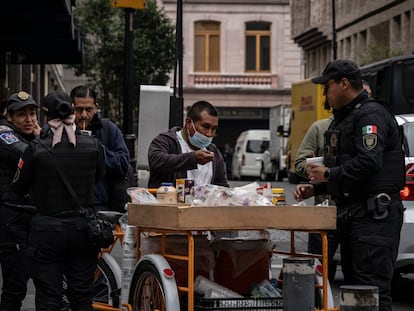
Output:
[47, 210, 90, 219]
[335, 192, 400, 206]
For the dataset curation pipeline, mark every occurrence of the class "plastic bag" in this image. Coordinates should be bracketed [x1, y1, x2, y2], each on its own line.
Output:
[191, 183, 272, 206]
[127, 187, 158, 204]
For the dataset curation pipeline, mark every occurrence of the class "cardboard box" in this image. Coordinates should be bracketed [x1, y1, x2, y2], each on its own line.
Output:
[212, 239, 272, 295]
[127, 203, 336, 231]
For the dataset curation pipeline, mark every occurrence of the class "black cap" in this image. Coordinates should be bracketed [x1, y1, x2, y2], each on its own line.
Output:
[7, 91, 38, 112]
[311, 59, 361, 84]
[41, 91, 74, 119]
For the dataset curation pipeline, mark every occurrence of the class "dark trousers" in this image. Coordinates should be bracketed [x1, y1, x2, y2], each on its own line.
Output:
[0, 205, 31, 311]
[338, 200, 403, 311]
[27, 215, 99, 311]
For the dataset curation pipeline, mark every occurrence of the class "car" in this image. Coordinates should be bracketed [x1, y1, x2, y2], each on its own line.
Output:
[231, 129, 270, 180]
[392, 114, 414, 297]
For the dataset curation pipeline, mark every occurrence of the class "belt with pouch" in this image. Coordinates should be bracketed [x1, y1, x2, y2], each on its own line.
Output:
[336, 192, 400, 220]
[47, 210, 86, 219]
[336, 192, 400, 206]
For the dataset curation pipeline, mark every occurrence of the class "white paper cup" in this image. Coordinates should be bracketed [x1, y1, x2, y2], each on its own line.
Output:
[306, 156, 324, 166]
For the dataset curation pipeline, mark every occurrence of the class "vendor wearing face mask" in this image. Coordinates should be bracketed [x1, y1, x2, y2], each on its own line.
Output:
[148, 100, 229, 188]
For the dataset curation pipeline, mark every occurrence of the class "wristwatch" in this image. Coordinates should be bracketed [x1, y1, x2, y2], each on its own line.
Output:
[324, 168, 331, 180]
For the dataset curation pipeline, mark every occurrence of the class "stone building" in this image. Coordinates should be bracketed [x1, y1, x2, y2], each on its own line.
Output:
[160, 0, 302, 149]
[290, 0, 414, 78]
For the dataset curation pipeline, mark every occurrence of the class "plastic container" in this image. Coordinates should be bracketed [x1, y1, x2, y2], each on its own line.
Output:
[272, 188, 286, 205]
[176, 178, 195, 203]
[194, 275, 243, 298]
[156, 182, 177, 204]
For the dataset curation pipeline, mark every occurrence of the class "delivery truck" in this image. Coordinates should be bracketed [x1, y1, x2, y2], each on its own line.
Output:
[286, 79, 332, 183]
[260, 104, 291, 181]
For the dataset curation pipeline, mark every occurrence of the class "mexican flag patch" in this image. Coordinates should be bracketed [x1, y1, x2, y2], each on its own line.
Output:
[362, 125, 377, 135]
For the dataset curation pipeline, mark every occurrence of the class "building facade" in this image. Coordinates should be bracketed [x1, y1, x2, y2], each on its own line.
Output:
[291, 0, 414, 78]
[160, 0, 302, 149]
[0, 0, 82, 109]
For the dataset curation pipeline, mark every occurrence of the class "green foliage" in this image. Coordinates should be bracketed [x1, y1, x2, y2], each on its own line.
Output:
[68, 0, 175, 121]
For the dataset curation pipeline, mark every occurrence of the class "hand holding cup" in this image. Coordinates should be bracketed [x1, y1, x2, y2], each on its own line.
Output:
[306, 156, 324, 183]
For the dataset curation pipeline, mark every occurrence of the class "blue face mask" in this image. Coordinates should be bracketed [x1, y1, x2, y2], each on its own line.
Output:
[188, 120, 213, 149]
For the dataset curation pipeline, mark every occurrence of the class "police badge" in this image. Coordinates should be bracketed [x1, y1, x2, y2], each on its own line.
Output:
[363, 134, 377, 150]
[17, 91, 30, 100]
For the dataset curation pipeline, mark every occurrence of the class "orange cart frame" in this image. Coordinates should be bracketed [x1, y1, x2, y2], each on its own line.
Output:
[129, 203, 338, 311]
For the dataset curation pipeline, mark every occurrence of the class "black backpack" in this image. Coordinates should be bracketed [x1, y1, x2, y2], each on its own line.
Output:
[101, 118, 136, 212]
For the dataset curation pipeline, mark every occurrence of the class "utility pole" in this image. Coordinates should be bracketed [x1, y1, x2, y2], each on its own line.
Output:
[169, 0, 184, 128]
[111, 0, 145, 174]
[123, 8, 134, 135]
[332, 0, 337, 60]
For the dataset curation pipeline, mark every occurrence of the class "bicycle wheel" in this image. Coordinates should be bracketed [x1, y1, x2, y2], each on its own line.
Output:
[128, 260, 168, 311]
[91, 256, 121, 308]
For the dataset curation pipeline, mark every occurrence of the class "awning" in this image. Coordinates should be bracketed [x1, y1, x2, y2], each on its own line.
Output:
[0, 0, 83, 64]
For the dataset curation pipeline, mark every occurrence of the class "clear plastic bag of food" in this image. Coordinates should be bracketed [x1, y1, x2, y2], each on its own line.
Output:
[127, 187, 158, 204]
[191, 183, 272, 206]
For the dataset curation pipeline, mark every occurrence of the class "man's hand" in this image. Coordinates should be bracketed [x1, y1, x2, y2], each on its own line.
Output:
[293, 183, 314, 201]
[194, 149, 214, 165]
[307, 163, 329, 183]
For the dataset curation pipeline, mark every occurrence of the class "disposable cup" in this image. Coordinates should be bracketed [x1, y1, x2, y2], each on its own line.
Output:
[306, 156, 324, 166]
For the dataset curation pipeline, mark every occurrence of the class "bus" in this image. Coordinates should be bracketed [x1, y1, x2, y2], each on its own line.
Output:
[360, 54, 414, 114]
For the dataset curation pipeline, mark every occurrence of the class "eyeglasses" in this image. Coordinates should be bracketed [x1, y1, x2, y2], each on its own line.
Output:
[74, 106, 95, 114]
[323, 80, 336, 92]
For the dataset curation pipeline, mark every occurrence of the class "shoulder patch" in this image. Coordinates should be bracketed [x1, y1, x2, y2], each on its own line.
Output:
[0, 132, 19, 144]
[362, 125, 377, 134]
[362, 125, 378, 150]
[362, 134, 377, 150]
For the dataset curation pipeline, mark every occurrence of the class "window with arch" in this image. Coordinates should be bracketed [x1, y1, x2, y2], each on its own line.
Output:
[194, 21, 220, 72]
[245, 22, 271, 72]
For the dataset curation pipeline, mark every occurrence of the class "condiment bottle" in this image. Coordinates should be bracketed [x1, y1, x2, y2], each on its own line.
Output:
[156, 182, 177, 204]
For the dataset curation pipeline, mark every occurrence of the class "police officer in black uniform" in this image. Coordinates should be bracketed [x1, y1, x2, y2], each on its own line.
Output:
[0, 91, 40, 311]
[12, 91, 105, 311]
[293, 59, 405, 311]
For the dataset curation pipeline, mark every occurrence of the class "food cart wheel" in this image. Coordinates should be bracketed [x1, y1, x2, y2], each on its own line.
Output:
[129, 254, 180, 311]
[92, 254, 121, 308]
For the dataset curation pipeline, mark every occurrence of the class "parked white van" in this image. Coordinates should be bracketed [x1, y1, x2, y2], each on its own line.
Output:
[231, 129, 270, 180]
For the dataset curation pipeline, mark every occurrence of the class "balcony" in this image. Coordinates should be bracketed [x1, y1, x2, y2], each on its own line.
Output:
[188, 73, 279, 88]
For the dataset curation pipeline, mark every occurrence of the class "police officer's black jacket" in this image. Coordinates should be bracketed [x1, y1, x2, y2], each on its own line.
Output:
[314, 91, 405, 201]
[0, 117, 34, 203]
[12, 128, 105, 216]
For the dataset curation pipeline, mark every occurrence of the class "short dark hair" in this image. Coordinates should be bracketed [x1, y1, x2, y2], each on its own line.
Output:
[187, 100, 218, 122]
[70, 85, 97, 104]
[348, 77, 363, 90]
